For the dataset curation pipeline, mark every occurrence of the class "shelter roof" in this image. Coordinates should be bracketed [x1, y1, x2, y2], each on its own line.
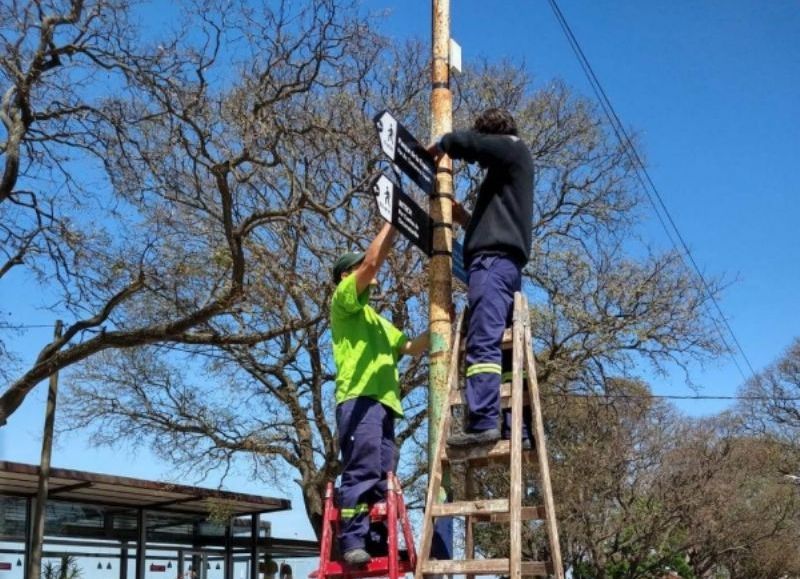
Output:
[0, 461, 290, 516]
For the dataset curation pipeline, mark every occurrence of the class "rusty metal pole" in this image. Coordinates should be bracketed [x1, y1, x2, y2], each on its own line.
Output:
[429, 0, 453, 468]
[27, 320, 63, 579]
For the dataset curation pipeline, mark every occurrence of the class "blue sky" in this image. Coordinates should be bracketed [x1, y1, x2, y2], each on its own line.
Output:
[432, 0, 800, 411]
[2, 0, 799, 555]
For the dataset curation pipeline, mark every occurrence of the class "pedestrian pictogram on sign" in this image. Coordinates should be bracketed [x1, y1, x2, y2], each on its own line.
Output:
[374, 110, 436, 196]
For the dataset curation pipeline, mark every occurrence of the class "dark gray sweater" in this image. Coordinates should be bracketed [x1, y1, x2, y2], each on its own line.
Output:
[440, 130, 534, 266]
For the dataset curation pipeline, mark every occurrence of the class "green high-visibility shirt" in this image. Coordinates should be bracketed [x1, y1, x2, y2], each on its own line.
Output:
[330, 273, 408, 417]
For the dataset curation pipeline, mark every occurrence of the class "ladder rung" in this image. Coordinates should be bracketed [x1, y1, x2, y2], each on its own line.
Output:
[469, 505, 546, 523]
[443, 439, 538, 466]
[460, 328, 513, 351]
[522, 561, 553, 577]
[448, 383, 530, 408]
[314, 557, 415, 578]
[501, 391, 530, 409]
[431, 499, 508, 517]
[422, 558, 509, 575]
[421, 559, 550, 576]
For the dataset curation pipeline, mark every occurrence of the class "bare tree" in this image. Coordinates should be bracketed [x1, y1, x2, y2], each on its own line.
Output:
[470, 383, 800, 578]
[24, 4, 733, 548]
[53, 13, 431, 534]
[0, 0, 381, 425]
[1, 0, 134, 380]
[737, 337, 800, 451]
[6, 6, 769, 574]
[470, 380, 692, 579]
[658, 416, 800, 579]
[61, 62, 726, 548]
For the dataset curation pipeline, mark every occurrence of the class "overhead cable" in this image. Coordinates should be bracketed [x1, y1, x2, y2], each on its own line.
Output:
[545, 0, 757, 381]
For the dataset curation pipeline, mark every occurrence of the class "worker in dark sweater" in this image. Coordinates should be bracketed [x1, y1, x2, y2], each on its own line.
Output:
[430, 108, 534, 447]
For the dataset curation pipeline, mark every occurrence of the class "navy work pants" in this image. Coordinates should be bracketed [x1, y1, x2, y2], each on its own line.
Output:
[465, 254, 523, 432]
[337, 398, 454, 558]
[500, 345, 533, 440]
[336, 397, 395, 553]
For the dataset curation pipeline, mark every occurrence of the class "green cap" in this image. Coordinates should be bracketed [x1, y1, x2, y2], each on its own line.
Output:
[332, 251, 365, 283]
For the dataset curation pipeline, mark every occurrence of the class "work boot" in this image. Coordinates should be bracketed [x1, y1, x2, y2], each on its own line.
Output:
[447, 427, 501, 448]
[342, 548, 371, 566]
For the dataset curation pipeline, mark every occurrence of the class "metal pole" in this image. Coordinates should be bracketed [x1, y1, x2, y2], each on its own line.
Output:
[428, 0, 453, 470]
[121, 543, 129, 579]
[24, 497, 32, 577]
[135, 510, 146, 579]
[223, 521, 233, 579]
[191, 524, 201, 579]
[249, 515, 259, 579]
[27, 320, 63, 579]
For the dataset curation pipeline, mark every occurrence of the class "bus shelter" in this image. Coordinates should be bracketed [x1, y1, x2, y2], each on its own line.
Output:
[0, 462, 317, 579]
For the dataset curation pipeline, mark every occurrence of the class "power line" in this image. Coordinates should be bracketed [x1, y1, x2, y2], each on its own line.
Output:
[544, 0, 758, 382]
[544, 393, 800, 402]
[6, 322, 791, 403]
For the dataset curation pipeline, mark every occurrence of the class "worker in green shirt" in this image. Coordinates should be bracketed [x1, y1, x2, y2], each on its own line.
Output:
[331, 222, 429, 565]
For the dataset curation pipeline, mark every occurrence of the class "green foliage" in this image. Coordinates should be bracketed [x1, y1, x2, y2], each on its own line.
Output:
[42, 555, 83, 579]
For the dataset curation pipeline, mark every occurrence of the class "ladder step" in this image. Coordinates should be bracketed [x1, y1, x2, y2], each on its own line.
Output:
[448, 383, 530, 407]
[443, 439, 538, 466]
[431, 499, 508, 517]
[422, 558, 509, 575]
[421, 559, 550, 576]
[430, 502, 545, 521]
[469, 505, 547, 523]
[311, 557, 415, 579]
[460, 328, 513, 351]
[523, 561, 552, 577]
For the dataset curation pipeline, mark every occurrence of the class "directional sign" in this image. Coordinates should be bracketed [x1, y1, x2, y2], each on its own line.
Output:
[374, 110, 436, 196]
[372, 174, 432, 256]
[452, 240, 468, 284]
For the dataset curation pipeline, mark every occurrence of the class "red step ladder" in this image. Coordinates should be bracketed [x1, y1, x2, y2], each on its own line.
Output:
[310, 472, 417, 579]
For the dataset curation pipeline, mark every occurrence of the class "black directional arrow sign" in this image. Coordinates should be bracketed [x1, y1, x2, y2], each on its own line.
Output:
[372, 174, 432, 256]
[374, 110, 436, 196]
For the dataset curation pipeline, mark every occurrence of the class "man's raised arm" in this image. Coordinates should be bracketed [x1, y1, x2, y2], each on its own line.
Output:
[352, 222, 396, 295]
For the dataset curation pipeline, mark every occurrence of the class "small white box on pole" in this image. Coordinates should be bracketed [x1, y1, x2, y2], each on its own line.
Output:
[449, 38, 462, 74]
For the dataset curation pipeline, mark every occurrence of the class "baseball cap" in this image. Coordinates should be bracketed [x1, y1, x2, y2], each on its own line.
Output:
[332, 251, 365, 283]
